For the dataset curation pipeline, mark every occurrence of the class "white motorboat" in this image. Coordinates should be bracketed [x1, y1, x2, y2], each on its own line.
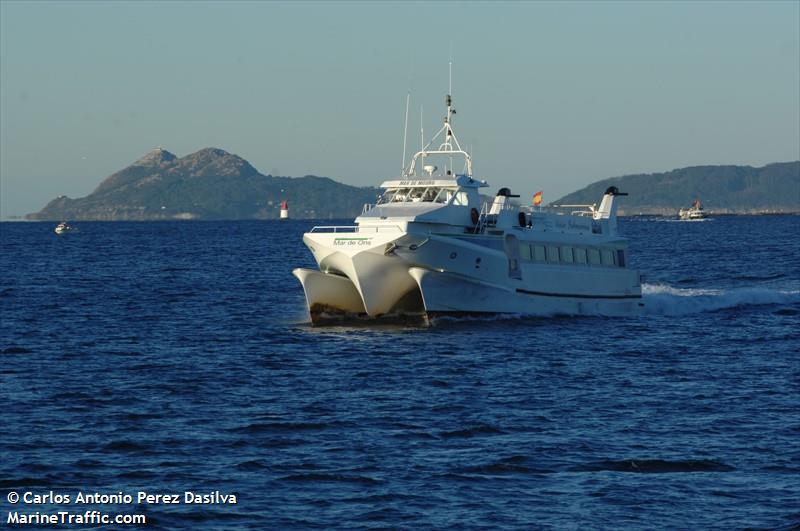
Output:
[678, 199, 707, 220]
[293, 93, 643, 324]
[54, 221, 77, 234]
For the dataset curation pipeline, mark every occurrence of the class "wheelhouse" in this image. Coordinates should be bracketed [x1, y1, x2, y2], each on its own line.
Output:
[376, 178, 476, 207]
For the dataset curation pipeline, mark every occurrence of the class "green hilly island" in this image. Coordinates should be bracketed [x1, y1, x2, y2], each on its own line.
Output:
[28, 148, 381, 221]
[27, 149, 799, 220]
[554, 162, 799, 216]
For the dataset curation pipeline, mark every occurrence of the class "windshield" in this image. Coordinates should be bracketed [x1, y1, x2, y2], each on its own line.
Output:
[377, 187, 454, 205]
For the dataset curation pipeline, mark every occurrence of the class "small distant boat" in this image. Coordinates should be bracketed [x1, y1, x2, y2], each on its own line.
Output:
[679, 199, 708, 221]
[280, 200, 289, 220]
[54, 221, 77, 234]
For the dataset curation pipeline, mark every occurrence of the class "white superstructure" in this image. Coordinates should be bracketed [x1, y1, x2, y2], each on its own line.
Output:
[293, 93, 643, 324]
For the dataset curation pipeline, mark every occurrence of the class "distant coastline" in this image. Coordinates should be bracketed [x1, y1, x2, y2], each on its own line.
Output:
[26, 147, 380, 222]
[555, 161, 799, 217]
[24, 150, 799, 221]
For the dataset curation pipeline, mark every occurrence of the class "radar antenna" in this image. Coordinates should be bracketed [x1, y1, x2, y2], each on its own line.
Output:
[404, 63, 473, 178]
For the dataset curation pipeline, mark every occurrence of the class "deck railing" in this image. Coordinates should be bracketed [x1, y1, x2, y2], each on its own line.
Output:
[310, 225, 403, 234]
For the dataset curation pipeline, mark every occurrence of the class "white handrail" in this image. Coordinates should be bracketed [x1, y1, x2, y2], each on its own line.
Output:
[310, 226, 358, 233]
[310, 225, 403, 234]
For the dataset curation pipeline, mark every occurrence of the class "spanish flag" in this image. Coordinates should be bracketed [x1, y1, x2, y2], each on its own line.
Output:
[533, 191, 543, 206]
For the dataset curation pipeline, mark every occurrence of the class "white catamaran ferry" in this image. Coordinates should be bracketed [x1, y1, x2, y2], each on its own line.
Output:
[293, 93, 643, 324]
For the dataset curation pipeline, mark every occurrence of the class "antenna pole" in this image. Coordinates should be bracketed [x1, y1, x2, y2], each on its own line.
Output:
[402, 92, 410, 175]
[419, 104, 424, 177]
[449, 59, 452, 96]
[447, 60, 453, 175]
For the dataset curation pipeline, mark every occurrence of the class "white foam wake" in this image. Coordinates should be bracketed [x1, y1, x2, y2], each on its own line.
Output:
[642, 283, 800, 316]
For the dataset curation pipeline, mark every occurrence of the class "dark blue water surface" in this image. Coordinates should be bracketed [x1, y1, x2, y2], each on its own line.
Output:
[1, 216, 799, 530]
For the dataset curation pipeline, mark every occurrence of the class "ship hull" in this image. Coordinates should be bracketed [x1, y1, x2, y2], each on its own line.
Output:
[295, 227, 643, 324]
[292, 268, 368, 321]
[294, 227, 423, 321]
[402, 232, 641, 315]
[409, 267, 643, 318]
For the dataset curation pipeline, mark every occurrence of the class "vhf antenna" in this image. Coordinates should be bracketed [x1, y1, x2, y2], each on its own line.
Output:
[402, 92, 410, 174]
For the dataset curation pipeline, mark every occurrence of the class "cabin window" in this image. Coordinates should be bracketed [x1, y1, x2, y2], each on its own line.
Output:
[452, 191, 469, 206]
[423, 187, 443, 202]
[546, 246, 560, 263]
[601, 249, 615, 266]
[575, 247, 587, 264]
[588, 248, 601, 265]
[436, 188, 456, 203]
[520, 243, 532, 260]
[617, 249, 626, 268]
[533, 245, 546, 261]
[378, 189, 397, 204]
[381, 186, 451, 204]
[561, 246, 574, 263]
[389, 188, 411, 203]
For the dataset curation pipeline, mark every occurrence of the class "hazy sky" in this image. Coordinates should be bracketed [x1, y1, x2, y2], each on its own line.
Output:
[1, 0, 798, 218]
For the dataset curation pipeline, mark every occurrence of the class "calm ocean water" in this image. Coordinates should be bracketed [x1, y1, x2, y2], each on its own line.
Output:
[1, 215, 799, 529]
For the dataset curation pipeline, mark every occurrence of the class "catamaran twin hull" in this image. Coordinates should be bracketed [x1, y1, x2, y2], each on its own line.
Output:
[293, 227, 643, 324]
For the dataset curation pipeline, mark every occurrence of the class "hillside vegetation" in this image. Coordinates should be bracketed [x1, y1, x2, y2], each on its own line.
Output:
[28, 148, 380, 221]
[554, 162, 799, 215]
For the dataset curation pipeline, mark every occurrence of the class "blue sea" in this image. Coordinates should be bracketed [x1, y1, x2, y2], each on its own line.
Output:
[1, 215, 799, 530]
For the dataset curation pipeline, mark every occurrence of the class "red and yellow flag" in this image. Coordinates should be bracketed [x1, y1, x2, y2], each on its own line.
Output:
[532, 191, 543, 206]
